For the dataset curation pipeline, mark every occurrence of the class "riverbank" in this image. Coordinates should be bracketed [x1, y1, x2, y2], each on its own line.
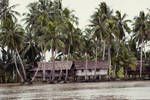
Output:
[0, 80, 150, 87]
[1, 80, 150, 99]
[0, 83, 20, 87]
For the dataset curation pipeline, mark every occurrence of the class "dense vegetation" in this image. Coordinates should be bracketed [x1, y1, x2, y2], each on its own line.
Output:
[0, 0, 150, 83]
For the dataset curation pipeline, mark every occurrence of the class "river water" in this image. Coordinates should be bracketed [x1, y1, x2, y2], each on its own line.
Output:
[0, 81, 150, 100]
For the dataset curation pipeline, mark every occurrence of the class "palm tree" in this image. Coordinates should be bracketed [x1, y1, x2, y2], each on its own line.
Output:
[114, 11, 131, 41]
[90, 2, 113, 61]
[69, 28, 84, 60]
[82, 29, 95, 80]
[0, 0, 9, 18]
[62, 8, 78, 59]
[46, 21, 65, 81]
[0, 17, 26, 82]
[24, 0, 64, 81]
[0, 1, 27, 82]
[133, 11, 150, 78]
[60, 8, 78, 80]
[113, 43, 137, 79]
[112, 11, 131, 77]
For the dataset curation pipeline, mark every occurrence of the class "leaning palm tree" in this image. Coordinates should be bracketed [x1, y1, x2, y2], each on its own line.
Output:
[0, 1, 26, 82]
[133, 11, 150, 78]
[0, 16, 26, 82]
[24, 0, 67, 82]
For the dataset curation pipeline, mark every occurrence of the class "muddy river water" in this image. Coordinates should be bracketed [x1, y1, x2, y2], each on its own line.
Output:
[0, 81, 150, 100]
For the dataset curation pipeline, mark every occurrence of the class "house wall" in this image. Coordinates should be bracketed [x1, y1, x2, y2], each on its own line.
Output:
[76, 69, 108, 76]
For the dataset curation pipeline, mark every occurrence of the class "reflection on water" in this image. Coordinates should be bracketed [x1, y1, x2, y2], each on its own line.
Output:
[0, 81, 150, 100]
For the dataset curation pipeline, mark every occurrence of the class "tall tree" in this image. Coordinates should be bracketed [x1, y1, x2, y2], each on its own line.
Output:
[133, 11, 150, 78]
[90, 2, 113, 61]
[24, 0, 66, 81]
[0, 13, 26, 82]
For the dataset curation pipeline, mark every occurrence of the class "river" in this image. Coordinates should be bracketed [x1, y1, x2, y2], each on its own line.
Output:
[0, 81, 150, 100]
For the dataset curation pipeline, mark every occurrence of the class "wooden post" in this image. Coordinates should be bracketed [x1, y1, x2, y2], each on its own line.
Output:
[49, 70, 51, 81]
[43, 63, 46, 81]
[65, 69, 68, 81]
[59, 69, 62, 81]
[99, 75, 101, 80]
[85, 53, 88, 80]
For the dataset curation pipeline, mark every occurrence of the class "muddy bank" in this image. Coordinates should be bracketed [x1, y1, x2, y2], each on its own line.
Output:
[0, 81, 150, 99]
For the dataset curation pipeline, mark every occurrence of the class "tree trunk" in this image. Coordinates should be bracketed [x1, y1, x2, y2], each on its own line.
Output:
[95, 46, 98, 79]
[31, 66, 40, 82]
[59, 58, 65, 81]
[4, 72, 7, 83]
[40, 48, 46, 81]
[13, 54, 24, 83]
[16, 49, 27, 81]
[67, 43, 71, 61]
[144, 44, 147, 61]
[102, 41, 106, 61]
[65, 45, 71, 81]
[114, 46, 119, 78]
[59, 69, 62, 81]
[51, 48, 55, 81]
[124, 67, 128, 79]
[85, 52, 88, 80]
[12, 67, 15, 80]
[43, 65, 46, 81]
[140, 39, 144, 78]
[108, 45, 111, 78]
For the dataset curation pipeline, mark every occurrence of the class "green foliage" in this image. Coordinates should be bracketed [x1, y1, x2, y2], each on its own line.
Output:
[0, 0, 150, 83]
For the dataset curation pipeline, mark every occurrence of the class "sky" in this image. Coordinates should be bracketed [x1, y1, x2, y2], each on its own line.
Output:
[10, 0, 150, 29]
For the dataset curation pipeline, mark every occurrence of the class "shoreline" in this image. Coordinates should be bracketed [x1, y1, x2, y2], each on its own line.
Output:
[0, 80, 150, 87]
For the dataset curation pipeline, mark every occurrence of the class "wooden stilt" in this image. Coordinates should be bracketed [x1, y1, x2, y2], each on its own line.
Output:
[85, 53, 88, 80]
[65, 69, 68, 81]
[59, 69, 62, 81]
[43, 63, 46, 81]
[49, 71, 52, 81]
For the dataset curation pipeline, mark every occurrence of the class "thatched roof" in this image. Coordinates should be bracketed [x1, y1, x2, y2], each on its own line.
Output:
[74, 60, 109, 70]
[31, 61, 73, 71]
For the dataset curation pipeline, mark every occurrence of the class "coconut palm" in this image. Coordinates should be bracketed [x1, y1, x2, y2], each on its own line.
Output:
[114, 11, 131, 41]
[82, 28, 95, 80]
[61, 8, 78, 60]
[69, 28, 84, 60]
[111, 11, 131, 78]
[113, 43, 137, 78]
[24, 0, 66, 81]
[133, 11, 150, 78]
[90, 2, 116, 79]
[90, 2, 113, 61]
[0, 1, 27, 82]
[0, 18, 26, 82]
[22, 32, 41, 64]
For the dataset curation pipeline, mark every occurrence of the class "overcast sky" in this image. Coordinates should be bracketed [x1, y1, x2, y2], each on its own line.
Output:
[10, 0, 150, 29]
